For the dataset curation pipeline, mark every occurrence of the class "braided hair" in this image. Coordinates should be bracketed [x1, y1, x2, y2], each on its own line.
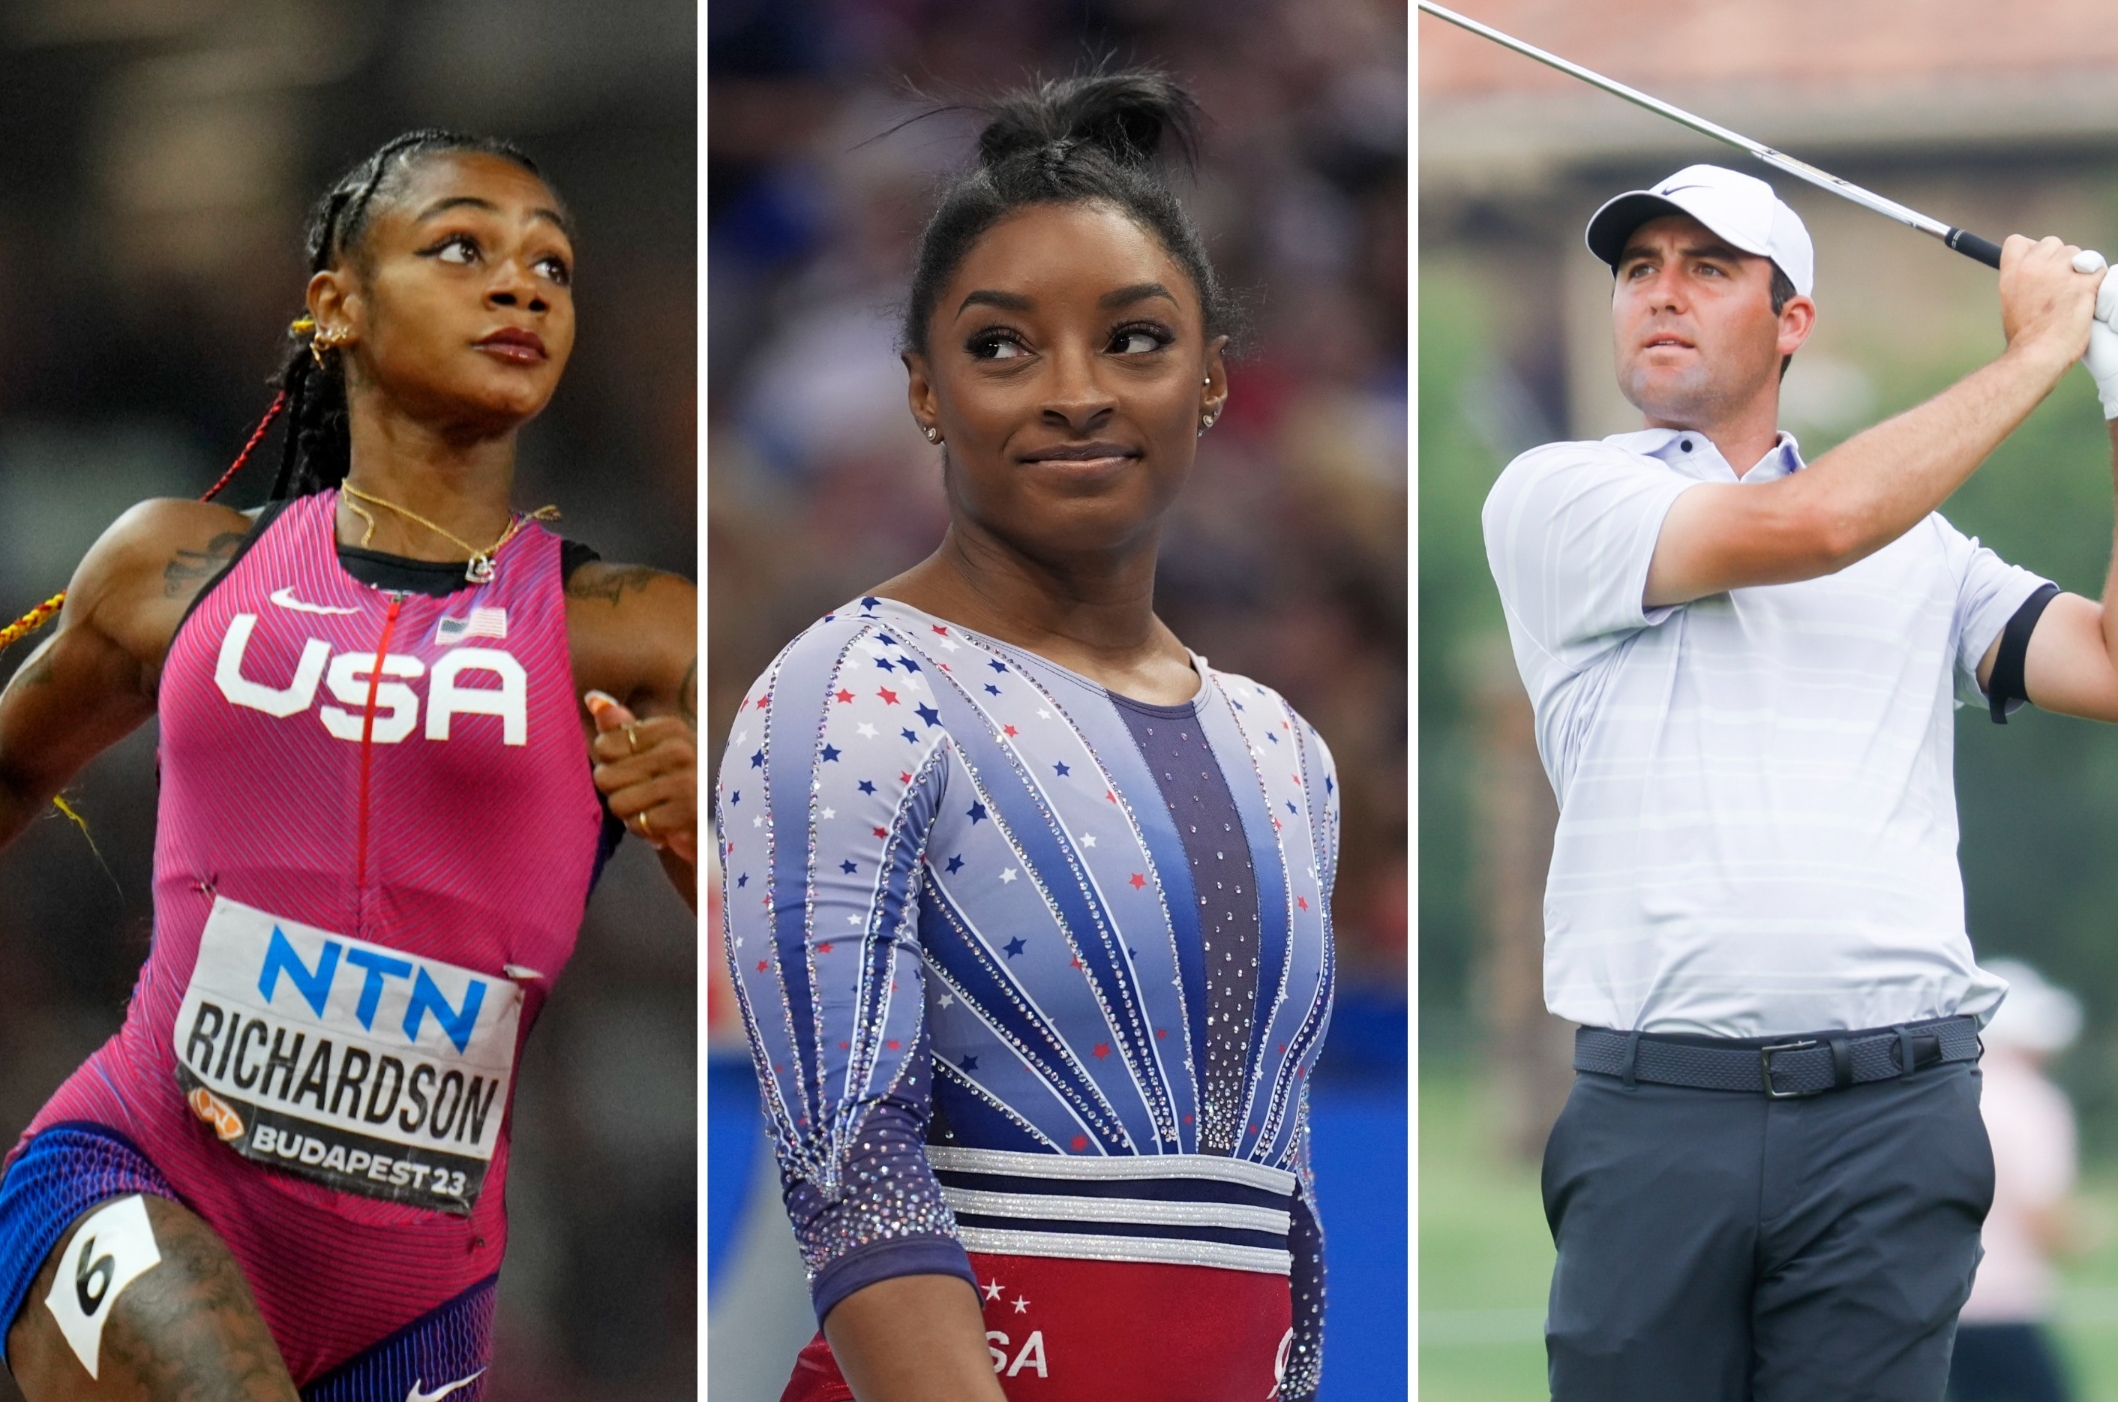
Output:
[269, 130, 550, 500]
[901, 70, 1240, 355]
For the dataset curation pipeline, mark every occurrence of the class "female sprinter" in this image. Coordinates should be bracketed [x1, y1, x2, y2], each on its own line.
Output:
[718, 73, 1333, 1402]
[0, 131, 696, 1400]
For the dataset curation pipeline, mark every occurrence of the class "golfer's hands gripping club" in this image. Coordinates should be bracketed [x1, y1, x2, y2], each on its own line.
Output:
[1999, 237, 2101, 379]
[586, 689, 698, 865]
[1998, 235, 2103, 374]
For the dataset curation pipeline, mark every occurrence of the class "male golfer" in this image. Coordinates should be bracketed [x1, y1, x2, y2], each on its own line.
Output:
[1483, 162, 2118, 1400]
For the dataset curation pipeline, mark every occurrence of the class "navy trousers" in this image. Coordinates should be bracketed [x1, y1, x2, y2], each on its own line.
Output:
[1542, 1057, 1993, 1402]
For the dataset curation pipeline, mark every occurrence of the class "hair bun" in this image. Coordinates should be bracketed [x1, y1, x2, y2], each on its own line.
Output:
[976, 70, 1198, 173]
[900, 66, 1237, 352]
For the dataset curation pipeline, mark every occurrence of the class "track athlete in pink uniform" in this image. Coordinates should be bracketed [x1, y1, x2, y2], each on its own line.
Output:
[0, 132, 697, 1400]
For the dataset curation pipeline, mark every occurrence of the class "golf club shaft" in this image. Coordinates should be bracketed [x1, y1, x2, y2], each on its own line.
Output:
[1417, 1, 2005, 269]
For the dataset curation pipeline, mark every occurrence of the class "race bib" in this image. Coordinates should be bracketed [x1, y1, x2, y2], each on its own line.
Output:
[173, 897, 522, 1214]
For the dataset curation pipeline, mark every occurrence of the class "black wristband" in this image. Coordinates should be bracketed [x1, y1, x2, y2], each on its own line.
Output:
[1989, 582, 2061, 724]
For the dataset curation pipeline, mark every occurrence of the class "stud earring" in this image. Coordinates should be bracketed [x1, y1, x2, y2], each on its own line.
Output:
[924, 426, 941, 444]
[1198, 413, 1217, 437]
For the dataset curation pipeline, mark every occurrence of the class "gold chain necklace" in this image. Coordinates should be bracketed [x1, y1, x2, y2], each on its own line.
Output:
[339, 485, 559, 584]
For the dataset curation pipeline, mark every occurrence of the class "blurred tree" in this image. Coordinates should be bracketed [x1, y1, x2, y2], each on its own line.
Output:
[1418, 262, 1505, 1041]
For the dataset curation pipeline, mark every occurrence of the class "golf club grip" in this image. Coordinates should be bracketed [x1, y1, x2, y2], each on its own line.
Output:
[1944, 228, 2004, 269]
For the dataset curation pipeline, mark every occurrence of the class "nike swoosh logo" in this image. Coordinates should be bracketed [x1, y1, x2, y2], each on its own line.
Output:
[270, 587, 360, 615]
[406, 1372, 484, 1402]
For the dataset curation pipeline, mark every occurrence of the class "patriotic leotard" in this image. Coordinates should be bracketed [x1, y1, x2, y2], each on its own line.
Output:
[720, 597, 1336, 1401]
[1, 492, 608, 1389]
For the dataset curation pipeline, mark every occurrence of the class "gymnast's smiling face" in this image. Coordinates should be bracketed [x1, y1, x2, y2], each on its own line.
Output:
[903, 199, 1228, 564]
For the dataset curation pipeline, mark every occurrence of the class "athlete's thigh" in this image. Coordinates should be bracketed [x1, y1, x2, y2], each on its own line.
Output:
[1542, 1074, 1763, 1402]
[6, 1193, 297, 1401]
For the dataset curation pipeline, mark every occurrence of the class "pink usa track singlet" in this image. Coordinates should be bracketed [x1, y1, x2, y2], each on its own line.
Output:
[12, 491, 606, 1382]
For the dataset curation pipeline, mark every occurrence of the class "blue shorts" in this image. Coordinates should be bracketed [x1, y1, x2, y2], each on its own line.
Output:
[0, 1122, 495, 1399]
[0, 1121, 178, 1370]
[302, 1276, 496, 1402]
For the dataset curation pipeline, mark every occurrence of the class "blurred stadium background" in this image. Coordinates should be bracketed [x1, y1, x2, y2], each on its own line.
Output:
[1422, 3, 2118, 1397]
[0, 3, 694, 1399]
[706, 0, 1406, 1396]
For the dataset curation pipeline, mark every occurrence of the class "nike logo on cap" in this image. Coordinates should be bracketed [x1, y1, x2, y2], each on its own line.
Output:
[406, 1372, 483, 1402]
[270, 586, 360, 615]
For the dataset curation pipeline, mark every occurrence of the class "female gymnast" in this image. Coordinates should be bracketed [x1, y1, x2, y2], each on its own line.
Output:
[0, 131, 697, 1399]
[719, 72, 1334, 1402]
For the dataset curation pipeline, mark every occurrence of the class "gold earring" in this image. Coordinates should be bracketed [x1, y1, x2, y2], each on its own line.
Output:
[310, 325, 351, 369]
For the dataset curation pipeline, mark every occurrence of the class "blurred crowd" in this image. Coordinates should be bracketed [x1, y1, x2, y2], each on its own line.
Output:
[707, 0, 1409, 995]
[0, 3, 694, 1399]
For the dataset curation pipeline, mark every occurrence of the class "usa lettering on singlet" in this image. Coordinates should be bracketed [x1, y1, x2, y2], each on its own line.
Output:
[174, 899, 521, 1212]
[167, 590, 532, 1211]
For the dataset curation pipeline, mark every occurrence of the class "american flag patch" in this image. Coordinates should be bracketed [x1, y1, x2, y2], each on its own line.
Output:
[435, 606, 507, 645]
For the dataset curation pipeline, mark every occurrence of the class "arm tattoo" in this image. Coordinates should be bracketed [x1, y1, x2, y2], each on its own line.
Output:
[679, 657, 697, 732]
[161, 532, 246, 599]
[565, 563, 661, 607]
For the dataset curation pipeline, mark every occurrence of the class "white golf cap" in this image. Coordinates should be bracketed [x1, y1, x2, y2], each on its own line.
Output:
[1980, 958, 2082, 1055]
[1585, 163, 1815, 296]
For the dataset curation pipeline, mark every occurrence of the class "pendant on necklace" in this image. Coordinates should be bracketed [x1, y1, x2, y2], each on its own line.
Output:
[466, 554, 496, 585]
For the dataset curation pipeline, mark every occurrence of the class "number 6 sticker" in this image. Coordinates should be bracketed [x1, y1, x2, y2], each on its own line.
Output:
[45, 1195, 164, 1380]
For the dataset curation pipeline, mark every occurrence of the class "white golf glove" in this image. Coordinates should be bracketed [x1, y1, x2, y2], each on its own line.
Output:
[2073, 248, 2118, 418]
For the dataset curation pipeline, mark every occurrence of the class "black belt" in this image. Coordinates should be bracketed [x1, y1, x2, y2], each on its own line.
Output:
[1575, 1017, 1982, 1098]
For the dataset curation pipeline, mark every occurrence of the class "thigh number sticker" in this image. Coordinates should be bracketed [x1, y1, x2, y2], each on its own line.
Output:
[44, 1194, 163, 1380]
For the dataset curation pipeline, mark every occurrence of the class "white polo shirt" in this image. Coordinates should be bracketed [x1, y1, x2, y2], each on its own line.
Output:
[1483, 427, 2048, 1036]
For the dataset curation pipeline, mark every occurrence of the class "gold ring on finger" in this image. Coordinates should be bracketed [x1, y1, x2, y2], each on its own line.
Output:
[625, 723, 642, 755]
[632, 809, 654, 839]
